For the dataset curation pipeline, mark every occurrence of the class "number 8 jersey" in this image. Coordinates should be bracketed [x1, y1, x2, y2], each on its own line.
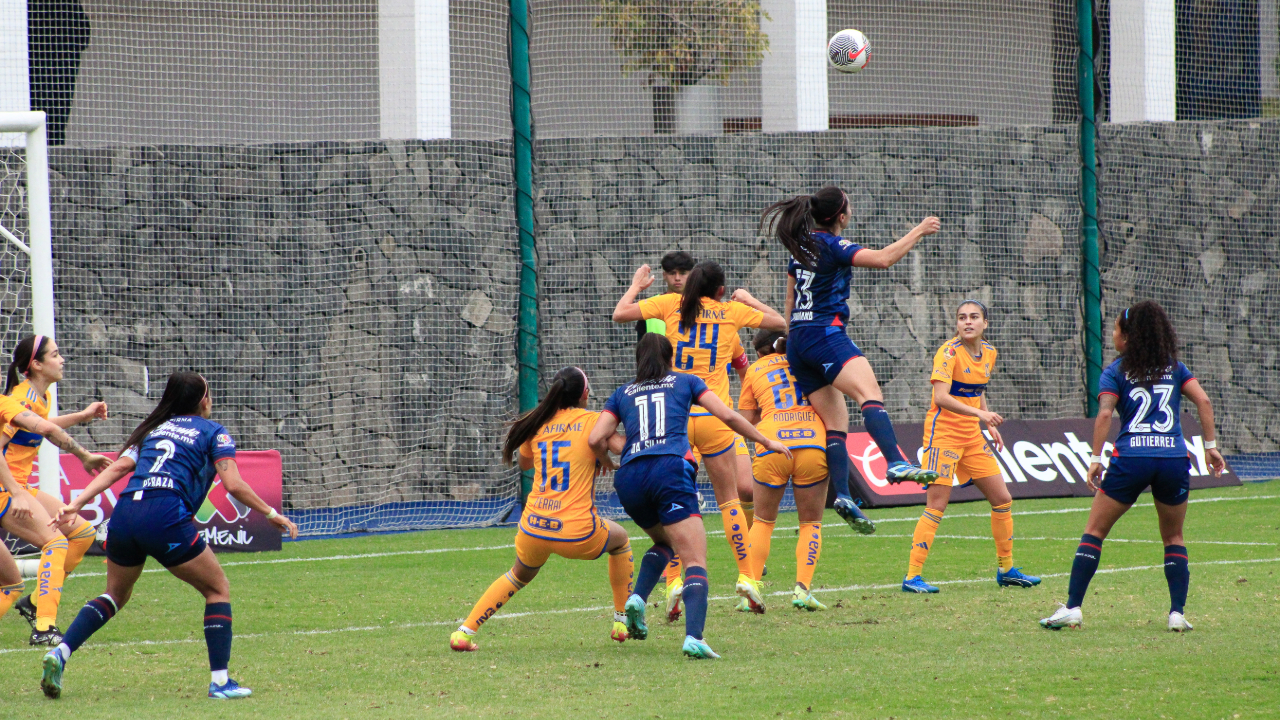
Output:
[602, 372, 711, 465]
[1098, 359, 1195, 458]
[120, 415, 237, 514]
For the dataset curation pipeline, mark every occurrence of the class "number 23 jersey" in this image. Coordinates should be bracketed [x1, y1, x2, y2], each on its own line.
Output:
[121, 415, 237, 515]
[1098, 358, 1194, 458]
[517, 407, 606, 541]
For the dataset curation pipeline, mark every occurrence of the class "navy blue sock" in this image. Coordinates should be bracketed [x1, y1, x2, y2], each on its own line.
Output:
[62, 594, 119, 654]
[826, 430, 851, 499]
[682, 566, 709, 640]
[1066, 534, 1104, 609]
[203, 602, 233, 672]
[861, 401, 906, 465]
[1163, 545, 1189, 614]
[633, 544, 673, 602]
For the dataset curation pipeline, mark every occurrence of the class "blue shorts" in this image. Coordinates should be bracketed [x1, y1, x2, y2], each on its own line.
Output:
[614, 454, 701, 530]
[1100, 456, 1191, 506]
[105, 490, 208, 568]
[786, 325, 865, 397]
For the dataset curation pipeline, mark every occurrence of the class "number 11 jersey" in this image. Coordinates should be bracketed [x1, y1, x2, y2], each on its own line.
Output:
[602, 372, 711, 466]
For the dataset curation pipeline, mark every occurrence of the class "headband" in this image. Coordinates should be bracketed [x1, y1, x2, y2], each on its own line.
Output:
[1124, 308, 1130, 321]
[959, 299, 988, 316]
[817, 193, 849, 224]
[26, 335, 44, 374]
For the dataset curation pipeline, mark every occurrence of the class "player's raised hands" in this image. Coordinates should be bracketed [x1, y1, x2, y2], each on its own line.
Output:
[630, 264, 654, 291]
[83, 401, 108, 421]
[916, 216, 941, 235]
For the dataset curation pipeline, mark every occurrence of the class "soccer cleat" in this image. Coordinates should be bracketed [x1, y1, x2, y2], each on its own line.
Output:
[40, 650, 64, 699]
[624, 594, 648, 640]
[681, 636, 720, 659]
[791, 585, 828, 611]
[734, 597, 751, 612]
[449, 630, 478, 652]
[997, 567, 1041, 588]
[208, 678, 253, 699]
[884, 461, 938, 487]
[610, 621, 629, 643]
[664, 580, 683, 623]
[761, 564, 768, 577]
[30, 626, 63, 647]
[735, 574, 765, 614]
[15, 594, 37, 630]
[834, 497, 876, 535]
[1168, 612, 1193, 632]
[901, 575, 939, 594]
[1039, 604, 1083, 630]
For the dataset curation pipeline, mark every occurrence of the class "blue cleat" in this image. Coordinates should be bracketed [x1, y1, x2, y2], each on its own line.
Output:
[885, 462, 938, 487]
[997, 567, 1041, 588]
[41, 649, 64, 699]
[834, 497, 876, 535]
[209, 678, 253, 699]
[681, 636, 720, 659]
[624, 594, 648, 640]
[901, 575, 939, 593]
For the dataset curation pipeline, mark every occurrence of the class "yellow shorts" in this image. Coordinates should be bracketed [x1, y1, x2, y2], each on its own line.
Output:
[922, 442, 1001, 487]
[735, 435, 750, 456]
[515, 520, 611, 568]
[753, 448, 827, 489]
[688, 415, 736, 457]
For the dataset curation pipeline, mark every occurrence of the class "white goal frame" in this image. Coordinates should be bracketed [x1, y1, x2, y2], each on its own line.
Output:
[0, 111, 60, 499]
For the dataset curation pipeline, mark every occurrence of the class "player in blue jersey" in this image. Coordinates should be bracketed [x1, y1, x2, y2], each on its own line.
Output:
[1040, 301, 1224, 632]
[39, 372, 298, 700]
[588, 334, 789, 658]
[761, 186, 941, 530]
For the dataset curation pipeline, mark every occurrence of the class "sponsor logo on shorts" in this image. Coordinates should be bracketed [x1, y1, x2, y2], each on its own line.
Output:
[778, 429, 817, 440]
[527, 514, 563, 532]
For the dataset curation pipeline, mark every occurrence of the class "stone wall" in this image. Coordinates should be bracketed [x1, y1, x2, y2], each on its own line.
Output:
[1098, 119, 1280, 453]
[41, 140, 520, 512]
[535, 127, 1086, 431]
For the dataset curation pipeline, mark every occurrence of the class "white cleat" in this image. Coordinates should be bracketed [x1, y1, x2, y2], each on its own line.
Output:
[1168, 611, 1193, 632]
[1039, 603, 1083, 630]
[664, 580, 683, 623]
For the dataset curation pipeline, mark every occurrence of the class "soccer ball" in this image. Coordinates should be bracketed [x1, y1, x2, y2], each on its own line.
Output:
[95, 518, 110, 549]
[828, 29, 870, 74]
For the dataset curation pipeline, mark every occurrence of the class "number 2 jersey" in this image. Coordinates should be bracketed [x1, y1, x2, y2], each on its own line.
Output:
[517, 407, 606, 541]
[737, 355, 825, 455]
[602, 372, 711, 465]
[1, 380, 51, 487]
[121, 415, 237, 514]
[1098, 358, 1194, 458]
[787, 231, 865, 329]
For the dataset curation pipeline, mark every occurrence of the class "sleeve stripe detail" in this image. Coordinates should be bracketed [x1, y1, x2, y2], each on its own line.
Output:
[1098, 391, 1120, 398]
[1181, 377, 1196, 387]
[600, 409, 619, 420]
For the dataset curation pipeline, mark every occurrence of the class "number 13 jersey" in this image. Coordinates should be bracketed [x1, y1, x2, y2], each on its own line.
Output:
[1098, 359, 1194, 458]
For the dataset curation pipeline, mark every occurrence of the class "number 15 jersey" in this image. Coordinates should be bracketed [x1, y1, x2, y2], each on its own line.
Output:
[517, 406, 605, 541]
[1098, 358, 1194, 458]
[602, 372, 710, 466]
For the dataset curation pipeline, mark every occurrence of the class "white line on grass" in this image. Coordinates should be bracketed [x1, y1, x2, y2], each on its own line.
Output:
[3, 555, 1277, 657]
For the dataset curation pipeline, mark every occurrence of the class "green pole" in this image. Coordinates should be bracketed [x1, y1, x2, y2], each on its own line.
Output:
[511, 0, 538, 501]
[1077, 0, 1104, 417]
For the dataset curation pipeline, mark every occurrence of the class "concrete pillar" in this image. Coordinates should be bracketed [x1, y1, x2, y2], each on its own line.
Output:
[760, 0, 828, 132]
[380, 0, 450, 139]
[0, 0, 29, 118]
[1263, 0, 1279, 107]
[1110, 0, 1177, 122]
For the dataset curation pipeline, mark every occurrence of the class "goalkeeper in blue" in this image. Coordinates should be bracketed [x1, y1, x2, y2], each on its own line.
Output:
[40, 372, 298, 700]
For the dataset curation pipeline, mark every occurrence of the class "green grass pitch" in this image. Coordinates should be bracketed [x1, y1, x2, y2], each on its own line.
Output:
[1, 484, 1277, 718]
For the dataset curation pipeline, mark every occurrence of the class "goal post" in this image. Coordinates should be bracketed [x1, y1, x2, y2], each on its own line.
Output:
[0, 110, 59, 500]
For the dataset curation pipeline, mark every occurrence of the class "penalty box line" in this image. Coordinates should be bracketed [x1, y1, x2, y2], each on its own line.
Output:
[4, 555, 1279, 658]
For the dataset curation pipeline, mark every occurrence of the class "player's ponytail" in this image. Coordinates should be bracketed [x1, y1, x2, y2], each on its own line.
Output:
[121, 371, 208, 454]
[634, 333, 674, 384]
[679, 261, 725, 333]
[502, 367, 588, 465]
[753, 329, 786, 357]
[760, 185, 847, 269]
[1118, 300, 1179, 383]
[6, 335, 50, 394]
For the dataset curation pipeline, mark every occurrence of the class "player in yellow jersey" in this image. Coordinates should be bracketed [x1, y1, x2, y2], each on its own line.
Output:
[450, 367, 635, 651]
[738, 330, 829, 611]
[901, 301, 1040, 594]
[613, 260, 786, 608]
[2, 336, 109, 639]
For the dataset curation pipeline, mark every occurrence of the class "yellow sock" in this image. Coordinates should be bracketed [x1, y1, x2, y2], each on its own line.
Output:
[665, 555, 684, 589]
[62, 520, 97, 575]
[608, 542, 633, 612]
[36, 536, 69, 631]
[991, 501, 1014, 571]
[462, 570, 526, 633]
[747, 517, 775, 582]
[796, 522, 822, 590]
[741, 501, 755, 530]
[718, 499, 753, 576]
[0, 582, 24, 616]
[907, 508, 944, 578]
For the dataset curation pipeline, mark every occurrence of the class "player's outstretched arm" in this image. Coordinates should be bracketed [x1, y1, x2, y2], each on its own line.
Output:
[215, 458, 298, 538]
[1086, 393, 1119, 490]
[50, 401, 109, 429]
[853, 216, 941, 270]
[1182, 378, 1225, 476]
[10, 410, 111, 474]
[696, 392, 790, 458]
[729, 289, 787, 331]
[611, 264, 654, 323]
[55, 454, 138, 527]
[587, 411, 622, 470]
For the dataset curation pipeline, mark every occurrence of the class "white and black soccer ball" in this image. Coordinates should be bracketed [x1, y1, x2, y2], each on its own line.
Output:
[95, 518, 109, 550]
[828, 29, 870, 74]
